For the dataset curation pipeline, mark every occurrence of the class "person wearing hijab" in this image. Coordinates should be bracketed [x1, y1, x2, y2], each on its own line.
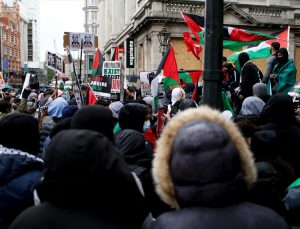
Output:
[9, 130, 149, 229]
[270, 48, 297, 94]
[238, 52, 263, 101]
[168, 87, 185, 118]
[258, 94, 300, 177]
[151, 107, 289, 229]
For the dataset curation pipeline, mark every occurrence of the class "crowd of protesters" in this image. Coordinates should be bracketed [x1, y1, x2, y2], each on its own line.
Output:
[0, 43, 299, 229]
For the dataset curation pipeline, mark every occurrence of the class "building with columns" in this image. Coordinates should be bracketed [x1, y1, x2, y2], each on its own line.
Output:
[98, 0, 300, 80]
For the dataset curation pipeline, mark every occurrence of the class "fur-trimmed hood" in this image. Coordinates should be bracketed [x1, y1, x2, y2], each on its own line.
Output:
[152, 106, 257, 209]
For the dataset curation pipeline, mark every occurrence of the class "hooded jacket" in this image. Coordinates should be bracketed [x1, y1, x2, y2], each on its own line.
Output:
[10, 129, 148, 229]
[0, 145, 43, 228]
[151, 107, 289, 229]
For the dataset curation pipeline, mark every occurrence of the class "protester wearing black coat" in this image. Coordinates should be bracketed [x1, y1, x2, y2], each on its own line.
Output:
[10, 130, 149, 229]
[151, 107, 289, 229]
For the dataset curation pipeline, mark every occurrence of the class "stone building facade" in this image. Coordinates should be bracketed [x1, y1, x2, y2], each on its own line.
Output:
[98, 0, 300, 80]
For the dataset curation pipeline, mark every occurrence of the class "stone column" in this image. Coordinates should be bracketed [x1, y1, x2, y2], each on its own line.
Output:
[105, 0, 112, 42]
[112, 0, 125, 36]
[98, 0, 105, 49]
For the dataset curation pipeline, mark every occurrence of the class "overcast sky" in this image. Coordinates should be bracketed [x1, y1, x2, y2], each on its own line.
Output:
[40, 0, 85, 61]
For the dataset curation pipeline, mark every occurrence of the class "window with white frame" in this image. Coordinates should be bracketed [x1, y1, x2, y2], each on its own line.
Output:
[92, 25, 97, 34]
[91, 11, 97, 20]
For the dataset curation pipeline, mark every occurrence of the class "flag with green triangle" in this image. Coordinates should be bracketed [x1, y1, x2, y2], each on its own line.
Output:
[92, 48, 104, 76]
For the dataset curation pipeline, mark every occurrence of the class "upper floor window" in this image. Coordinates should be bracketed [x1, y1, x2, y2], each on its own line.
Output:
[92, 25, 97, 34]
[89, 0, 98, 6]
[91, 11, 97, 20]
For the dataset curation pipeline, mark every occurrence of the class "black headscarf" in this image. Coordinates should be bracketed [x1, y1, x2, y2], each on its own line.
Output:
[238, 52, 250, 69]
[276, 48, 289, 66]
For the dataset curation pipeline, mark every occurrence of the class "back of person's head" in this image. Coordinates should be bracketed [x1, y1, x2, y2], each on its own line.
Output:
[240, 96, 265, 116]
[109, 101, 124, 119]
[238, 52, 250, 67]
[37, 129, 147, 227]
[0, 113, 39, 155]
[179, 99, 197, 111]
[259, 94, 296, 125]
[61, 105, 78, 119]
[0, 100, 12, 113]
[95, 98, 110, 107]
[118, 103, 148, 133]
[153, 107, 256, 209]
[253, 83, 267, 98]
[48, 97, 68, 118]
[271, 42, 280, 51]
[71, 105, 114, 141]
[115, 129, 149, 165]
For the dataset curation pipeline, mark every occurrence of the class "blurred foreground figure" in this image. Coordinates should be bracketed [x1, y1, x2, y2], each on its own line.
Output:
[10, 129, 149, 229]
[151, 107, 289, 229]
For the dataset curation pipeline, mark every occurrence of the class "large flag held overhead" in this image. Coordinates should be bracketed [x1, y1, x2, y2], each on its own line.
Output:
[92, 48, 104, 76]
[183, 32, 202, 60]
[223, 26, 277, 51]
[181, 12, 204, 42]
[228, 27, 289, 63]
[156, 45, 180, 88]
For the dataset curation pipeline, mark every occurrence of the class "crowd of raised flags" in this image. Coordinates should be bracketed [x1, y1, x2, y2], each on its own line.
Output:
[1, 10, 300, 229]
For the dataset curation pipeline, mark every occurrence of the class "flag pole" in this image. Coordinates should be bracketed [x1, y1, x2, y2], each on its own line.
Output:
[78, 39, 83, 85]
[202, 0, 223, 110]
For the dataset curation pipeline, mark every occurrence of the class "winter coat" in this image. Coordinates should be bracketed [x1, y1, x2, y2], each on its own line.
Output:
[151, 107, 289, 229]
[0, 145, 43, 228]
[10, 130, 148, 229]
[115, 129, 169, 217]
[240, 61, 263, 99]
[258, 94, 300, 177]
[39, 116, 56, 156]
[9, 202, 123, 229]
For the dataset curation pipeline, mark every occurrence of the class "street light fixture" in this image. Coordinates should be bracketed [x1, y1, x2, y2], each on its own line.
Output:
[157, 25, 171, 56]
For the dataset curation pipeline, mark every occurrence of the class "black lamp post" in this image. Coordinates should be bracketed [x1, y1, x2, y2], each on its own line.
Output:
[157, 25, 171, 56]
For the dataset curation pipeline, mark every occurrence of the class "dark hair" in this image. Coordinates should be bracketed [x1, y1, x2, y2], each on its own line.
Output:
[271, 42, 280, 51]
[0, 100, 12, 113]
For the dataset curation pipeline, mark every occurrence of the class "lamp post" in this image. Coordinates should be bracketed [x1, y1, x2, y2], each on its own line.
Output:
[157, 25, 171, 56]
[156, 25, 171, 137]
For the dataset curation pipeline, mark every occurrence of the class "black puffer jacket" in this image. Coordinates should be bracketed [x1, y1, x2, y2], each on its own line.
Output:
[151, 107, 289, 229]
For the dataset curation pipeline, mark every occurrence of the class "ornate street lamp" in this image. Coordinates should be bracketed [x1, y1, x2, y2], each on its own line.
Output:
[157, 25, 171, 56]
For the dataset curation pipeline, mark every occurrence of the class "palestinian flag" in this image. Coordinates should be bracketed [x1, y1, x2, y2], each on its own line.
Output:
[156, 45, 180, 88]
[227, 27, 289, 63]
[92, 48, 104, 76]
[181, 12, 204, 42]
[179, 70, 202, 84]
[87, 84, 97, 105]
[198, 26, 276, 51]
[183, 32, 202, 60]
[223, 26, 276, 51]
